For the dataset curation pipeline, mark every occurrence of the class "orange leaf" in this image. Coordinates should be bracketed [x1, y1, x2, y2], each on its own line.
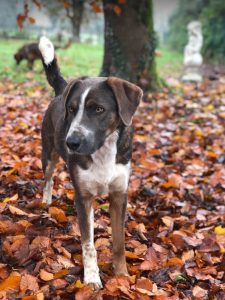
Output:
[166, 257, 184, 267]
[140, 160, 163, 171]
[0, 272, 21, 291]
[92, 2, 102, 13]
[113, 5, 122, 15]
[63, 0, 72, 9]
[53, 269, 69, 279]
[161, 174, 182, 189]
[125, 251, 141, 259]
[17, 14, 26, 30]
[48, 206, 68, 222]
[22, 296, 37, 300]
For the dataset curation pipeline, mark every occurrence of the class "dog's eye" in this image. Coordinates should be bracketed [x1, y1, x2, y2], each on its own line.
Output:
[96, 106, 104, 113]
[68, 106, 75, 113]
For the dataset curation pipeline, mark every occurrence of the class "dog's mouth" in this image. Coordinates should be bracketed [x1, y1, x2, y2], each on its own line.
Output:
[66, 143, 97, 156]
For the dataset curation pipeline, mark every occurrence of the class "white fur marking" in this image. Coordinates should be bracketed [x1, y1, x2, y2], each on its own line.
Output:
[78, 131, 131, 196]
[66, 88, 90, 139]
[82, 207, 102, 287]
[39, 36, 55, 65]
[43, 179, 53, 204]
[43, 159, 56, 204]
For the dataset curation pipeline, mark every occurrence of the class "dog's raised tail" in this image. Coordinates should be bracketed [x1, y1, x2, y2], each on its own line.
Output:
[39, 36, 67, 96]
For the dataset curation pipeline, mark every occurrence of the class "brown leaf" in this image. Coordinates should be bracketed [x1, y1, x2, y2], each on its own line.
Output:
[192, 285, 208, 298]
[136, 277, 153, 295]
[17, 14, 26, 30]
[57, 255, 74, 268]
[8, 205, 37, 217]
[51, 278, 67, 289]
[139, 247, 158, 271]
[113, 5, 122, 15]
[91, 2, 102, 13]
[20, 274, 39, 293]
[28, 17, 35, 24]
[39, 269, 54, 281]
[75, 285, 93, 299]
[48, 206, 68, 222]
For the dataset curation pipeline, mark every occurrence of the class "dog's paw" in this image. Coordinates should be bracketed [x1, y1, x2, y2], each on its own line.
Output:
[39, 36, 54, 65]
[84, 271, 102, 290]
[42, 195, 52, 205]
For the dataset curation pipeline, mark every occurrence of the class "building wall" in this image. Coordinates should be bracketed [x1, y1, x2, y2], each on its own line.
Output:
[153, 0, 179, 43]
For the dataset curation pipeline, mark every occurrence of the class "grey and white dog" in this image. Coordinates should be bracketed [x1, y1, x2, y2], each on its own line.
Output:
[39, 37, 142, 289]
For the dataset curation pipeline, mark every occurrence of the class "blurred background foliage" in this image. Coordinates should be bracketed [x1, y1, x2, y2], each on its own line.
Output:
[167, 0, 225, 62]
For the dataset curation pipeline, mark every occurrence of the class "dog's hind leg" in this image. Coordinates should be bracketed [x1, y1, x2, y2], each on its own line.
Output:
[42, 150, 59, 204]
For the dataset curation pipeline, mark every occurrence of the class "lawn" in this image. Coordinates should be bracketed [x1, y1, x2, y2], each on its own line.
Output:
[0, 39, 183, 84]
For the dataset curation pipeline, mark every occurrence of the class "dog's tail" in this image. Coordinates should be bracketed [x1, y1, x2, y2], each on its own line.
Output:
[38, 36, 67, 96]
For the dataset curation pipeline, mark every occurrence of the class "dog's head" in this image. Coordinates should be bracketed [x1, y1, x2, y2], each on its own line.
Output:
[14, 52, 23, 65]
[63, 77, 142, 155]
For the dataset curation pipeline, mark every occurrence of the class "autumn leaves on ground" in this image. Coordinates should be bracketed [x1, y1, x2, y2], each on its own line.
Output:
[1, 77, 225, 300]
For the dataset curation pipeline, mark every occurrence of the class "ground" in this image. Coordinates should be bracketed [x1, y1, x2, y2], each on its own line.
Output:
[0, 39, 183, 83]
[0, 40, 225, 299]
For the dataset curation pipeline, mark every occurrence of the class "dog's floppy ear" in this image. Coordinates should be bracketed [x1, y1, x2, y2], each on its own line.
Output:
[107, 77, 143, 126]
[62, 79, 81, 119]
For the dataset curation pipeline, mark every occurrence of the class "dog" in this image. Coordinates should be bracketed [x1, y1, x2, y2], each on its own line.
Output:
[14, 43, 42, 69]
[38, 36, 143, 289]
[14, 39, 72, 70]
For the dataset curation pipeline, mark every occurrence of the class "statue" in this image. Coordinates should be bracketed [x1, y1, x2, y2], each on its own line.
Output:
[182, 21, 203, 82]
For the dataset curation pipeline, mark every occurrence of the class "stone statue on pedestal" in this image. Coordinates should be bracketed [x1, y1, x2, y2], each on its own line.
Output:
[182, 21, 203, 82]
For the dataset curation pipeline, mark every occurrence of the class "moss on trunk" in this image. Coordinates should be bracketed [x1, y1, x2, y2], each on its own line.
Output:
[101, 0, 160, 91]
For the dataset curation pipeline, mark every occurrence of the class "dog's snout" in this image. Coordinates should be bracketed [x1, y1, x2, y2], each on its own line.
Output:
[66, 135, 82, 151]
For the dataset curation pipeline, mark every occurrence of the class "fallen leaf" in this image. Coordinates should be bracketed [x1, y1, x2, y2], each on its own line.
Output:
[48, 206, 68, 222]
[39, 269, 54, 281]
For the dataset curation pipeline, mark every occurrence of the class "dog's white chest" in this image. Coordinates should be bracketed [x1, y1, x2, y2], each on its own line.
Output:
[77, 132, 130, 195]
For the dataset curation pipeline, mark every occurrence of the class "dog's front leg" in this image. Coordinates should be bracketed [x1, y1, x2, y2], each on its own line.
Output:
[75, 193, 102, 289]
[109, 191, 128, 275]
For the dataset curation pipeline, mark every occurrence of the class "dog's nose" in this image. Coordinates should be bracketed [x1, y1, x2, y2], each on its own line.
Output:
[66, 135, 81, 151]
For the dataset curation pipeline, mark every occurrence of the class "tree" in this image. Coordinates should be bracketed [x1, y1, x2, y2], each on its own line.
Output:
[100, 0, 159, 90]
[65, 0, 84, 43]
[29, 0, 85, 43]
[18, 0, 159, 90]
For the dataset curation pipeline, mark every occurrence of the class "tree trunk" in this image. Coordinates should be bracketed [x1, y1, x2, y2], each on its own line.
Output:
[101, 0, 159, 90]
[70, 0, 84, 43]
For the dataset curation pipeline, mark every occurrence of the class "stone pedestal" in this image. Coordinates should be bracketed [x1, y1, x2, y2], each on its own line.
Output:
[182, 21, 203, 82]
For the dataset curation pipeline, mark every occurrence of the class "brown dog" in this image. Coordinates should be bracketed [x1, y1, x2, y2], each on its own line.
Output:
[14, 43, 41, 69]
[14, 39, 72, 69]
[39, 36, 142, 289]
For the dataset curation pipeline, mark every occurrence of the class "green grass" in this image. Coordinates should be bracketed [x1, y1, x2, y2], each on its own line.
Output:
[156, 47, 183, 78]
[0, 39, 183, 84]
[0, 39, 103, 84]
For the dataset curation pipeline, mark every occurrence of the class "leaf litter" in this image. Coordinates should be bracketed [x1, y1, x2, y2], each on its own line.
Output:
[0, 78, 225, 299]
